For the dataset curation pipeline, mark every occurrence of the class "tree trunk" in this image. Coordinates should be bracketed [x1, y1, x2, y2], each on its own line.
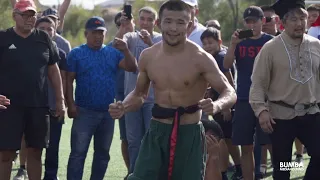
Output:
[227, 0, 239, 30]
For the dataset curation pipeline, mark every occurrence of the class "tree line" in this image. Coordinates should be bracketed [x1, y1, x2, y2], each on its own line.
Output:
[0, 0, 276, 47]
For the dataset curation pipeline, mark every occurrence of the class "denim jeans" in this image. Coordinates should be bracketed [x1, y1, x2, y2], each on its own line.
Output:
[125, 102, 153, 173]
[67, 107, 115, 180]
[44, 116, 63, 180]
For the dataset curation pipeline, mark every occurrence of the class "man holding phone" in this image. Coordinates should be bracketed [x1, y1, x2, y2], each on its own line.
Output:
[109, 11, 135, 180]
[224, 6, 273, 180]
[117, 6, 162, 175]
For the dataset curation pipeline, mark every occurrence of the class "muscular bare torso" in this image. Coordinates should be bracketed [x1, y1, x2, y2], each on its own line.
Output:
[145, 41, 209, 124]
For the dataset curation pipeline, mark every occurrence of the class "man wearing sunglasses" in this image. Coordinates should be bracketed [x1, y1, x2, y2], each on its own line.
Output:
[261, 5, 281, 36]
[0, 0, 65, 180]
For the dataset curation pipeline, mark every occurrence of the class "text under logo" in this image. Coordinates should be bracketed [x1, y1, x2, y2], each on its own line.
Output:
[280, 162, 304, 171]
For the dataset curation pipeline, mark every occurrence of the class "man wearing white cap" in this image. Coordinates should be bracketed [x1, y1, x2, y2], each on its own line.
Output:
[182, 0, 206, 47]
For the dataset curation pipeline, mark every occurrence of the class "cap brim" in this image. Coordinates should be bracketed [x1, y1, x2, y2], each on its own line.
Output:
[46, 14, 59, 19]
[18, 7, 37, 13]
[87, 27, 107, 31]
[182, 1, 197, 7]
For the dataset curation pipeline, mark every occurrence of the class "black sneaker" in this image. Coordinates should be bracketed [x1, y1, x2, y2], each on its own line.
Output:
[255, 173, 264, 180]
[295, 156, 304, 166]
[124, 174, 129, 180]
[13, 168, 28, 180]
[231, 172, 244, 180]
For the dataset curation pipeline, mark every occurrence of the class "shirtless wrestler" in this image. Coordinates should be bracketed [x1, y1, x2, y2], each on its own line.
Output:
[109, 1, 237, 180]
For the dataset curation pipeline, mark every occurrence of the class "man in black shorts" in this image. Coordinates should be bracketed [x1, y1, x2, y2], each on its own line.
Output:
[0, 0, 65, 180]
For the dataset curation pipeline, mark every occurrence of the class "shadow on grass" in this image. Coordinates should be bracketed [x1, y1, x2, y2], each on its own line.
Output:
[291, 176, 304, 180]
[11, 163, 46, 172]
[265, 171, 273, 177]
[11, 168, 19, 172]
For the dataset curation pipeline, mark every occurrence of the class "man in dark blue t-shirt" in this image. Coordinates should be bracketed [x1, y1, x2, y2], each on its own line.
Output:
[224, 6, 273, 180]
[66, 16, 137, 179]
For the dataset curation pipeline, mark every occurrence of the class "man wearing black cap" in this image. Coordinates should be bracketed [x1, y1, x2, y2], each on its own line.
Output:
[42, 7, 71, 55]
[224, 5, 273, 180]
[250, 0, 320, 179]
[66, 16, 137, 180]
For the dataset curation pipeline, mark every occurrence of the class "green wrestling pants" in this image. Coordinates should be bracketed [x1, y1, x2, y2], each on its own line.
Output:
[127, 120, 207, 180]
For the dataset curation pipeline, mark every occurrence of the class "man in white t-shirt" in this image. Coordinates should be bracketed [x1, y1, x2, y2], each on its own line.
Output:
[182, 0, 206, 47]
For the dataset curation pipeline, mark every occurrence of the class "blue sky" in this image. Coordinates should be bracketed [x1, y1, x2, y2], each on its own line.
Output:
[39, 0, 107, 9]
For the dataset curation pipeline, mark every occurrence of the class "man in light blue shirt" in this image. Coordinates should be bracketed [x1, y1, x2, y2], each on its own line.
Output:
[120, 6, 162, 174]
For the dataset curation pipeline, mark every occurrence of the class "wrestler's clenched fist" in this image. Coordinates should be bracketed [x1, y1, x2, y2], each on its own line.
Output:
[199, 98, 221, 115]
[109, 101, 125, 119]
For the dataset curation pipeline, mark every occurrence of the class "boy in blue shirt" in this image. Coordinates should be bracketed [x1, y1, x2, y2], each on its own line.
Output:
[201, 27, 243, 180]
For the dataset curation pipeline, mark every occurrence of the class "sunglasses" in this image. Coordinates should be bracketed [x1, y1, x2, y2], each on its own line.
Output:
[265, 16, 276, 23]
[15, 12, 37, 20]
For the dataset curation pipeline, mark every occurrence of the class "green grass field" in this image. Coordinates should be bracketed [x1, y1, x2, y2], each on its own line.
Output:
[11, 118, 308, 180]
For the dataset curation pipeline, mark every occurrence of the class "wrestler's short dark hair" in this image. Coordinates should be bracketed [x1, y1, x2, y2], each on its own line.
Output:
[159, 0, 191, 19]
[200, 27, 221, 42]
[260, 5, 275, 13]
[35, 17, 56, 28]
[201, 119, 224, 140]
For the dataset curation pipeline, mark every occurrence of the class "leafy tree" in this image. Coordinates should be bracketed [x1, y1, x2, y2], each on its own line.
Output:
[251, 0, 275, 6]
[0, 0, 275, 48]
[0, 0, 14, 29]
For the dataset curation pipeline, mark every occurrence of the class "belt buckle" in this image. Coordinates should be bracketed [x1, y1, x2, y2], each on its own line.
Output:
[294, 104, 305, 112]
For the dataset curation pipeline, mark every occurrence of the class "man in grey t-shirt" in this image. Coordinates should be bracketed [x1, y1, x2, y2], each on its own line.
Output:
[120, 6, 162, 174]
